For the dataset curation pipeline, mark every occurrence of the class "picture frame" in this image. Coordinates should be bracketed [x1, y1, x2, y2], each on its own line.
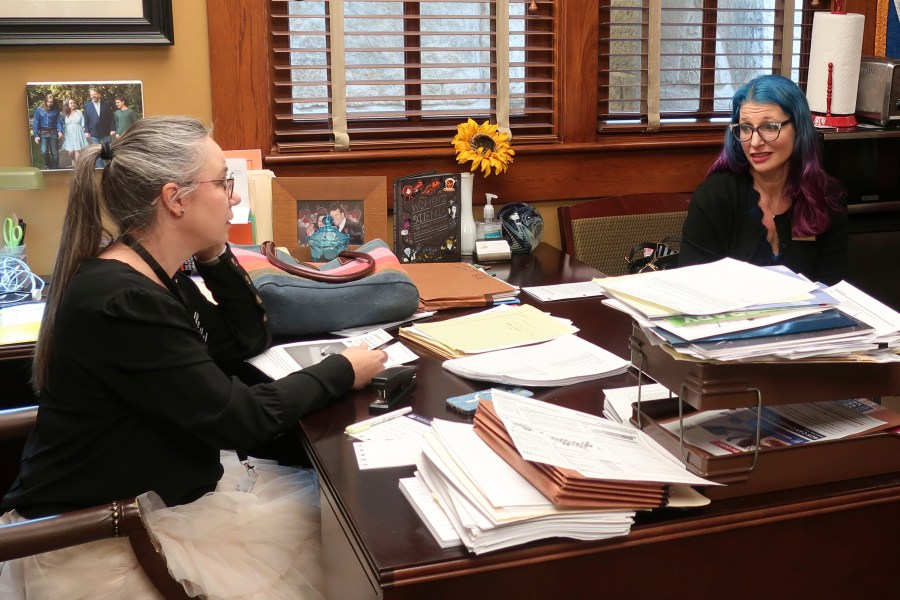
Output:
[26, 80, 145, 171]
[272, 176, 387, 262]
[0, 0, 174, 46]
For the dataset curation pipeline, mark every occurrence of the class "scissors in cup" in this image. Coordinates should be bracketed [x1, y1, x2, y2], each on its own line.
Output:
[3, 218, 23, 248]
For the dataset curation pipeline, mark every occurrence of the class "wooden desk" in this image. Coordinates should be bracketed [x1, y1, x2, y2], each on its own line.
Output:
[300, 244, 900, 599]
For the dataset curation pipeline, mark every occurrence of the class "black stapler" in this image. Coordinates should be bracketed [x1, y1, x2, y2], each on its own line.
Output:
[369, 365, 417, 413]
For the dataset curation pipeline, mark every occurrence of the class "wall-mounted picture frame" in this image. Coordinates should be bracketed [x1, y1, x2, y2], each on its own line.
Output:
[27, 81, 145, 171]
[0, 0, 173, 46]
[272, 177, 387, 262]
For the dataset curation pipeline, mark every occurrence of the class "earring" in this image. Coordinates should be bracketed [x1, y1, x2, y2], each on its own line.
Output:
[180, 210, 185, 217]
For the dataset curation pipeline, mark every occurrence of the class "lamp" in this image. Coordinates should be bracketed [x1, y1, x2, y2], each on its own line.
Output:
[0, 167, 45, 190]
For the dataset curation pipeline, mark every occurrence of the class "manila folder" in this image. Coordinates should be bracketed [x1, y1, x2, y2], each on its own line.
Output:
[401, 262, 518, 310]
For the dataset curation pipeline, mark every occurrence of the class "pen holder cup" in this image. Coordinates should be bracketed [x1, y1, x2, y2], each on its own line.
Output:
[0, 244, 26, 264]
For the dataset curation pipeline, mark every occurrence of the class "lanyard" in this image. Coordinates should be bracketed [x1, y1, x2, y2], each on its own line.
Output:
[121, 234, 184, 303]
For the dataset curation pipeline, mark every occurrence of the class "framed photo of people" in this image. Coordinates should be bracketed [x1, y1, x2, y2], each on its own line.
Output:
[271, 176, 388, 262]
[26, 81, 144, 171]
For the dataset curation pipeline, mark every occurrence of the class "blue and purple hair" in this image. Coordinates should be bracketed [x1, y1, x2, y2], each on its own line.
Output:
[709, 74, 845, 237]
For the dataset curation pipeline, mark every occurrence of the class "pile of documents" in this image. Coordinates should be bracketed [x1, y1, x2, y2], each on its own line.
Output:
[410, 419, 636, 554]
[442, 334, 630, 386]
[403, 390, 714, 554]
[399, 304, 577, 359]
[594, 258, 900, 362]
[400, 303, 630, 385]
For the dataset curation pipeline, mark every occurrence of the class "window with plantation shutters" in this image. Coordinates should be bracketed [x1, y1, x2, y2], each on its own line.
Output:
[271, 0, 556, 153]
[598, 0, 815, 132]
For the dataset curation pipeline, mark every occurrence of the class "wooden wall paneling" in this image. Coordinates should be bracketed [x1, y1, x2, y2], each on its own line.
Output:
[266, 141, 719, 209]
[558, 0, 600, 143]
[207, 0, 272, 153]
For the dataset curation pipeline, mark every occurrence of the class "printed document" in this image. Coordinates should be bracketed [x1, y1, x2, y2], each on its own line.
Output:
[521, 281, 605, 302]
[593, 258, 817, 317]
[441, 334, 630, 386]
[662, 398, 894, 456]
[408, 304, 577, 355]
[491, 390, 716, 486]
[247, 329, 417, 380]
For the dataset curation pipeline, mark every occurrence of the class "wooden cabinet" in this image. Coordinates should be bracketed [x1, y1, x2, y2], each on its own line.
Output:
[821, 128, 900, 309]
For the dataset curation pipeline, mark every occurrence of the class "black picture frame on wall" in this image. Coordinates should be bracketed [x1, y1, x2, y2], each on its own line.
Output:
[0, 0, 173, 46]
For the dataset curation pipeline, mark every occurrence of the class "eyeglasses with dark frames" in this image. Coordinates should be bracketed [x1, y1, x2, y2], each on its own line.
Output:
[196, 174, 235, 200]
[729, 119, 792, 143]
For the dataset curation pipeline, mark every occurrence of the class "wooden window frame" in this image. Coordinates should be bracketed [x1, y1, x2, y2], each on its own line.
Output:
[207, 0, 878, 209]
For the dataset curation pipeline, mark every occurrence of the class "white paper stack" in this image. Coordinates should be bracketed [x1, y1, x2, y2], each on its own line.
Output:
[441, 334, 630, 386]
[410, 419, 636, 554]
[594, 259, 900, 363]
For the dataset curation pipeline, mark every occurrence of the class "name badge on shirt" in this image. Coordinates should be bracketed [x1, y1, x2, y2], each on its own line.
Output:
[792, 236, 816, 242]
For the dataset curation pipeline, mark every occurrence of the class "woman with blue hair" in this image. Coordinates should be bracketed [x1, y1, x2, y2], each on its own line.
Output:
[679, 74, 848, 285]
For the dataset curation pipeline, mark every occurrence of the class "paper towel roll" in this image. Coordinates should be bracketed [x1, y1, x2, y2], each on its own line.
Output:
[806, 12, 865, 115]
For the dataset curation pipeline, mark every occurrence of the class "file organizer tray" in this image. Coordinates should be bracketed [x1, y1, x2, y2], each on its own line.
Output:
[628, 324, 900, 498]
[628, 325, 900, 411]
[632, 398, 900, 500]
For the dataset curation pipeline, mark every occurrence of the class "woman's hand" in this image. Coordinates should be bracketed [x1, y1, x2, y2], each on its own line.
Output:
[341, 344, 389, 389]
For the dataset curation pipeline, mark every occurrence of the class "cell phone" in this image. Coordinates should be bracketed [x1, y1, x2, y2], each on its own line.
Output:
[445, 387, 534, 417]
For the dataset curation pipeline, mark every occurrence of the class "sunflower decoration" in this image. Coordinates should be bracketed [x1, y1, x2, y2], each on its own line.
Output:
[452, 118, 515, 177]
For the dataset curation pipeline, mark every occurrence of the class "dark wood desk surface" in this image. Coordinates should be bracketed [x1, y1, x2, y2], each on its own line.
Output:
[301, 244, 900, 599]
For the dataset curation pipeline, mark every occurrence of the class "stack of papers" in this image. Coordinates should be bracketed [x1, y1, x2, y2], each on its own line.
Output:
[602, 383, 674, 425]
[442, 335, 630, 387]
[403, 391, 712, 554]
[473, 391, 716, 509]
[411, 419, 636, 554]
[399, 304, 577, 359]
[594, 259, 900, 362]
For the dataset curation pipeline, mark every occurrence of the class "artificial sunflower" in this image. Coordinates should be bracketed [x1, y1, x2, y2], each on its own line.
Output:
[452, 118, 515, 177]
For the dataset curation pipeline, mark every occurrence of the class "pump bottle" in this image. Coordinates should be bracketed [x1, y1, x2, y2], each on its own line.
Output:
[476, 193, 502, 240]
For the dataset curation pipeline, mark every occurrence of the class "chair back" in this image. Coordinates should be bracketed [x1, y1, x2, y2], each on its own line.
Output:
[0, 406, 190, 600]
[558, 192, 692, 276]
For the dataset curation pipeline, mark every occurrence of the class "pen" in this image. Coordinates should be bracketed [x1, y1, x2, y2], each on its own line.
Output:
[344, 406, 413, 434]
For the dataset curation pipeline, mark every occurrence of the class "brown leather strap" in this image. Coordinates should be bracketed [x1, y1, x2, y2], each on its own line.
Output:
[121, 499, 192, 600]
[260, 241, 375, 283]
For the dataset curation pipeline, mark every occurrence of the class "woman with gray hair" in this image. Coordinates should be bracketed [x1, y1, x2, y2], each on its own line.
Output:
[0, 116, 387, 599]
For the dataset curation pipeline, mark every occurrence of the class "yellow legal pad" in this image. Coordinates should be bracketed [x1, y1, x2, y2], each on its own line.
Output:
[399, 304, 577, 359]
[0, 302, 44, 345]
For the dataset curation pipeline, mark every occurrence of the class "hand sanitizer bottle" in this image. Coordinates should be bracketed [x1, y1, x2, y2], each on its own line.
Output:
[478, 193, 502, 240]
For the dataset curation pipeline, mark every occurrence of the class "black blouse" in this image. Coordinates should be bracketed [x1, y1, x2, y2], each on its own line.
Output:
[2, 247, 354, 518]
[678, 171, 849, 286]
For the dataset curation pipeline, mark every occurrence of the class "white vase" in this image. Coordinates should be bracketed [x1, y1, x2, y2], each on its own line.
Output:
[459, 172, 476, 255]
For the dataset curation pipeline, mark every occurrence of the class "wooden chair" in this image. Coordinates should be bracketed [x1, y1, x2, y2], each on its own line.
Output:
[558, 192, 693, 276]
[0, 406, 190, 600]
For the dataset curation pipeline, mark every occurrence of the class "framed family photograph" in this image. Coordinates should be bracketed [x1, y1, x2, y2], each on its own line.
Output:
[26, 81, 144, 171]
[271, 177, 388, 262]
[0, 0, 174, 46]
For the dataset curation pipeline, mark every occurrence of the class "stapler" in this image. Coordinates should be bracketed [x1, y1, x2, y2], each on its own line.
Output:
[369, 365, 417, 413]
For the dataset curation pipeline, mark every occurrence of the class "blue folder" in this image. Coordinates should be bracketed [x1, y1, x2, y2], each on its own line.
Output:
[653, 309, 869, 348]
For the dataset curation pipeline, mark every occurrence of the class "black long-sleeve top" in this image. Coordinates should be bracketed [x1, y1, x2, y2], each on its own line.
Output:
[2, 247, 354, 518]
[678, 171, 849, 286]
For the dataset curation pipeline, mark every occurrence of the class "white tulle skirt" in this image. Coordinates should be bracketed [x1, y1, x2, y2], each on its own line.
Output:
[0, 451, 325, 600]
